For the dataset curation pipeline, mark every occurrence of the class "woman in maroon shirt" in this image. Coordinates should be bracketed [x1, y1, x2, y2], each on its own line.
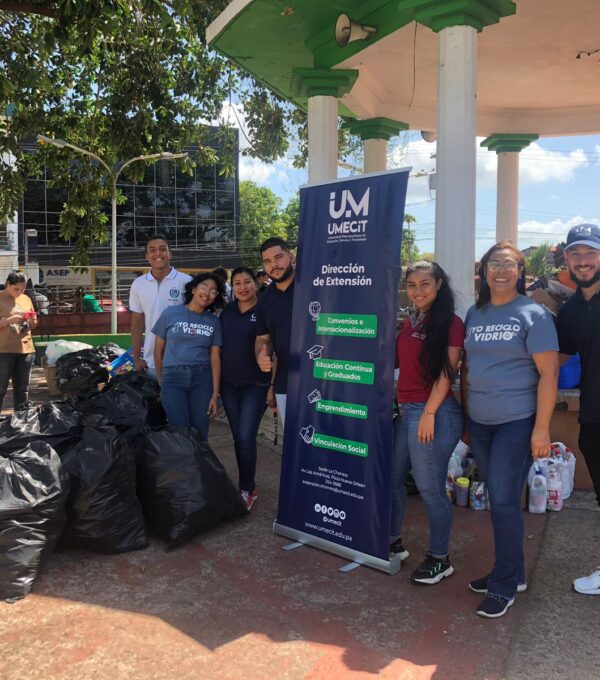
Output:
[390, 261, 465, 584]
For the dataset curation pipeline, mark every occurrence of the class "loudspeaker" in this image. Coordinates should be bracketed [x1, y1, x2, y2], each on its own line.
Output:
[335, 14, 377, 48]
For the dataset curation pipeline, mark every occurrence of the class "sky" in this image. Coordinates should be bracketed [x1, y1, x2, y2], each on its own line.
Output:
[222, 103, 600, 259]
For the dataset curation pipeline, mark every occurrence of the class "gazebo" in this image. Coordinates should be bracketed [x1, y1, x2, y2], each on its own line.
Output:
[208, 0, 600, 313]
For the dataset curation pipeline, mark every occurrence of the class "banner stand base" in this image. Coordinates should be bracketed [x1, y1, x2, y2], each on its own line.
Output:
[273, 521, 401, 575]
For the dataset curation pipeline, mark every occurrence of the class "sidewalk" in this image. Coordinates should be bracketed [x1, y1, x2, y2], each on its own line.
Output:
[0, 369, 597, 679]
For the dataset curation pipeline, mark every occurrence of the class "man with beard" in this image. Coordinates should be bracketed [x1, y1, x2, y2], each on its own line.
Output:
[255, 237, 295, 428]
[556, 223, 600, 596]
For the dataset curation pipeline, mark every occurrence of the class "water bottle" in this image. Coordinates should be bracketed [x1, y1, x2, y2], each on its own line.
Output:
[546, 465, 563, 512]
[528, 466, 547, 514]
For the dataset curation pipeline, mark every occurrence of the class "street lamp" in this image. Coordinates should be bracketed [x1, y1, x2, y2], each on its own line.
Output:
[37, 135, 187, 333]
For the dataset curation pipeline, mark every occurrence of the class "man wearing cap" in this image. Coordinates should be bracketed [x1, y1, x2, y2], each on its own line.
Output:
[556, 223, 600, 596]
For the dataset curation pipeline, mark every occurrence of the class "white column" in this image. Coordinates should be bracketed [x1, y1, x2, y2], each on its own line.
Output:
[307, 96, 338, 184]
[496, 151, 519, 244]
[434, 25, 477, 317]
[364, 138, 388, 173]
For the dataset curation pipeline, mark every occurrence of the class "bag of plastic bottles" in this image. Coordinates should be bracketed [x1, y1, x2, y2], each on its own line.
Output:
[0, 442, 67, 602]
[137, 427, 247, 549]
[60, 417, 148, 554]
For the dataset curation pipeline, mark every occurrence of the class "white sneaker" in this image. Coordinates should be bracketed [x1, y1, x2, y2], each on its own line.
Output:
[573, 567, 600, 595]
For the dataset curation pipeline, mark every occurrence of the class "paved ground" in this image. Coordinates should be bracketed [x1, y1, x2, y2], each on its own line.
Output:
[1, 370, 598, 679]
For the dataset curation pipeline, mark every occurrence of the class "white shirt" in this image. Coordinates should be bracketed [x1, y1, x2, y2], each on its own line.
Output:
[129, 267, 192, 368]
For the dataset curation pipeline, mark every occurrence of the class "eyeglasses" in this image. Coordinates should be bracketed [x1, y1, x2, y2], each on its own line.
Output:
[195, 284, 218, 296]
[487, 260, 519, 272]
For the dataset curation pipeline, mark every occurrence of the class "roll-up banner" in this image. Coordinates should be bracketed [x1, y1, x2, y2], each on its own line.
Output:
[274, 169, 409, 574]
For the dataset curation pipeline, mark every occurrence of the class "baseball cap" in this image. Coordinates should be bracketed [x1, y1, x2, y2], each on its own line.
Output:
[565, 223, 600, 251]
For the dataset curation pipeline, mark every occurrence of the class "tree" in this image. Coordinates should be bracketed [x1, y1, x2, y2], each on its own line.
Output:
[0, 1, 293, 264]
[239, 181, 288, 269]
[401, 213, 419, 265]
[280, 194, 300, 248]
[525, 242, 553, 279]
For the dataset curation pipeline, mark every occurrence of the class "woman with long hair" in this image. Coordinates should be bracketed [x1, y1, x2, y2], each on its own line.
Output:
[220, 267, 270, 510]
[0, 271, 38, 412]
[390, 261, 464, 584]
[461, 241, 558, 618]
[152, 272, 225, 438]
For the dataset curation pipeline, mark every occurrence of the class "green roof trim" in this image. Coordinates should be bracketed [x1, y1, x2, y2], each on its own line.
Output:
[208, 0, 416, 114]
[399, 0, 516, 33]
[342, 117, 409, 140]
[291, 68, 359, 99]
[480, 133, 539, 153]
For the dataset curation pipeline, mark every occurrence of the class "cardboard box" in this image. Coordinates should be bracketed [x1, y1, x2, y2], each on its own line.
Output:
[41, 356, 62, 397]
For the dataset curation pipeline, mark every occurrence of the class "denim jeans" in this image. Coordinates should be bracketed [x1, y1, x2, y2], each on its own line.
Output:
[468, 414, 534, 600]
[160, 364, 213, 439]
[391, 397, 464, 557]
[221, 381, 269, 492]
[0, 353, 35, 412]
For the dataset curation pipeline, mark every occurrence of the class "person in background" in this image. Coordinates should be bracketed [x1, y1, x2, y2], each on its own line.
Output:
[0, 271, 38, 412]
[556, 223, 600, 595]
[461, 241, 558, 618]
[152, 273, 224, 439]
[255, 237, 295, 429]
[212, 266, 232, 304]
[256, 269, 270, 295]
[129, 234, 191, 379]
[220, 267, 270, 510]
[391, 261, 464, 584]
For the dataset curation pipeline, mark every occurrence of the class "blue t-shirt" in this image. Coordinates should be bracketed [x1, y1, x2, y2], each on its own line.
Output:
[464, 296, 558, 425]
[151, 306, 222, 368]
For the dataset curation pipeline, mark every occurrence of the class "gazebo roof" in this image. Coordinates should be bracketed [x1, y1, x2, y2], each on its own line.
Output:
[208, 0, 600, 136]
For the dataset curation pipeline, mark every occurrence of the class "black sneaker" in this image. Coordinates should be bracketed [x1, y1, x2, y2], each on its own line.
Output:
[469, 575, 528, 594]
[410, 553, 454, 585]
[389, 538, 409, 561]
[476, 594, 514, 618]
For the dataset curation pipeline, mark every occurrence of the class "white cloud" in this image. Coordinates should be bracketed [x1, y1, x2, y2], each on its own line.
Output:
[238, 156, 280, 183]
[518, 215, 600, 245]
[389, 136, 590, 196]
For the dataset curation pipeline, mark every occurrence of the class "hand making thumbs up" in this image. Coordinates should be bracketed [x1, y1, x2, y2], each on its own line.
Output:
[257, 344, 273, 372]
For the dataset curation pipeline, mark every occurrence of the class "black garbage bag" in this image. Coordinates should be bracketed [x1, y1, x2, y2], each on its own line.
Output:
[0, 441, 67, 602]
[55, 343, 124, 393]
[60, 417, 148, 554]
[137, 427, 247, 549]
[0, 402, 83, 456]
[72, 373, 166, 443]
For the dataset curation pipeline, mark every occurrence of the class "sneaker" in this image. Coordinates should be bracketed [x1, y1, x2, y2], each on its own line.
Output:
[469, 575, 528, 594]
[410, 553, 454, 585]
[240, 490, 258, 511]
[573, 567, 600, 595]
[476, 593, 514, 618]
[389, 538, 409, 561]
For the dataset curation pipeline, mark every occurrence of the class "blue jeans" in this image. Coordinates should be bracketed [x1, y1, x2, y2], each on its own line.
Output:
[391, 397, 464, 557]
[221, 381, 269, 492]
[0, 353, 35, 411]
[468, 415, 534, 600]
[160, 364, 213, 439]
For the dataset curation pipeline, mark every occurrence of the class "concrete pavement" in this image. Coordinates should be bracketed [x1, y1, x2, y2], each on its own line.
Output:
[0, 369, 598, 679]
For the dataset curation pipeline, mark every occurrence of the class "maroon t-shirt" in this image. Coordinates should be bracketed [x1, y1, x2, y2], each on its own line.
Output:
[396, 313, 465, 403]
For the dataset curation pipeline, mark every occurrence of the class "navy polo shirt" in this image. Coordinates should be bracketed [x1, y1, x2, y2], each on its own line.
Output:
[220, 301, 270, 385]
[255, 279, 294, 394]
[556, 287, 600, 424]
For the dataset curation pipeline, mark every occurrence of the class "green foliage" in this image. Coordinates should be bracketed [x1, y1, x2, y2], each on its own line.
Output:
[401, 213, 419, 265]
[525, 242, 553, 279]
[0, 1, 293, 265]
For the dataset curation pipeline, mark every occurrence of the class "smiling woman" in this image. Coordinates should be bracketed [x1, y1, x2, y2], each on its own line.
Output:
[151, 273, 226, 439]
[461, 241, 559, 619]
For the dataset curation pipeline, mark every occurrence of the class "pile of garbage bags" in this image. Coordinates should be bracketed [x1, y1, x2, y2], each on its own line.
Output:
[0, 373, 247, 602]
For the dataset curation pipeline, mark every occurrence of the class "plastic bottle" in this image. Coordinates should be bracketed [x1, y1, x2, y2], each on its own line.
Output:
[455, 477, 470, 507]
[528, 466, 547, 514]
[470, 480, 487, 511]
[546, 466, 563, 512]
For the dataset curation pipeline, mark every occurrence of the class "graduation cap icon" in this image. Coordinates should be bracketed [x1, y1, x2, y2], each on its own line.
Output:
[307, 345, 324, 360]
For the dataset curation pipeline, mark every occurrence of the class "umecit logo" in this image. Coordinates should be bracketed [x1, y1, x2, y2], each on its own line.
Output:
[169, 288, 181, 299]
[327, 188, 370, 244]
[314, 503, 346, 520]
